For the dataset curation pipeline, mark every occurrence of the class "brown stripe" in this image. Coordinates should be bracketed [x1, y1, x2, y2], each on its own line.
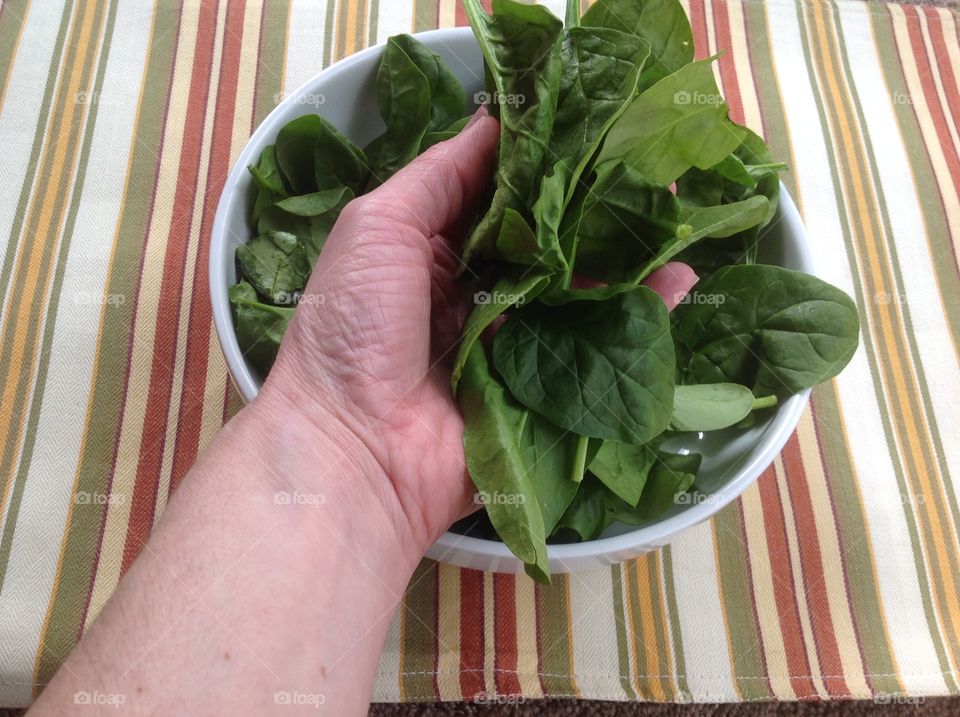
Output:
[689, 0, 710, 62]
[711, 0, 745, 126]
[458, 568, 486, 699]
[781, 433, 851, 696]
[756, 469, 817, 697]
[493, 573, 522, 695]
[120, 0, 221, 572]
[169, 0, 247, 494]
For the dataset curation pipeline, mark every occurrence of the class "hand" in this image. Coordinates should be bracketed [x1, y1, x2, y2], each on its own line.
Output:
[262, 109, 501, 554]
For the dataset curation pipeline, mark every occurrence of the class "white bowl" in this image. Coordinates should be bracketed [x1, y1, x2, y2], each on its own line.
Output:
[210, 27, 812, 574]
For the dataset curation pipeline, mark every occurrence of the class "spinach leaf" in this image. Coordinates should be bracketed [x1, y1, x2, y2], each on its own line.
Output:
[520, 413, 583, 535]
[496, 207, 566, 271]
[492, 286, 675, 444]
[372, 36, 433, 184]
[670, 383, 755, 432]
[596, 59, 745, 186]
[248, 145, 287, 221]
[229, 280, 295, 375]
[673, 264, 860, 396]
[606, 451, 699, 524]
[419, 116, 471, 153]
[460, 0, 564, 265]
[258, 187, 353, 264]
[388, 34, 466, 132]
[459, 343, 550, 582]
[275, 115, 368, 195]
[450, 269, 551, 392]
[554, 476, 608, 541]
[589, 435, 664, 506]
[236, 230, 310, 305]
[581, 0, 694, 89]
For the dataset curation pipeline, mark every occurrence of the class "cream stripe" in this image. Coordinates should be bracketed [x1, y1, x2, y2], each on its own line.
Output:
[889, 5, 960, 260]
[772, 454, 828, 698]
[482, 572, 496, 696]
[568, 567, 630, 699]
[372, 609, 402, 701]
[937, 8, 960, 83]
[795, 413, 872, 697]
[374, 0, 414, 42]
[0, 0, 151, 705]
[85, 0, 204, 623]
[740, 485, 794, 699]
[437, 0, 455, 29]
[671, 522, 739, 701]
[435, 563, 461, 700]
[284, 0, 328, 96]
[765, 0, 947, 693]
[0, 1, 66, 324]
[514, 576, 544, 698]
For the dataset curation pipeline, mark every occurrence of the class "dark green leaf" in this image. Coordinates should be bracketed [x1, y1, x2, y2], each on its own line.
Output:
[258, 187, 353, 264]
[236, 230, 310, 304]
[229, 280, 295, 375]
[589, 435, 663, 505]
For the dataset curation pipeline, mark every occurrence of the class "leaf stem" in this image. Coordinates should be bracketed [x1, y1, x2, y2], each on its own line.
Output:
[571, 435, 590, 483]
[751, 394, 778, 411]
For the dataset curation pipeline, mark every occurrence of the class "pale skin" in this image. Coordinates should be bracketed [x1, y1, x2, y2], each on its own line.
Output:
[30, 109, 697, 716]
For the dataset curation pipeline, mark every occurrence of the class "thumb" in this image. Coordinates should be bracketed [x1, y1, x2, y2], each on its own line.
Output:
[363, 108, 500, 237]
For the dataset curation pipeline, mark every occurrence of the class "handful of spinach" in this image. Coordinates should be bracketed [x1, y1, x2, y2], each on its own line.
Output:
[229, 0, 860, 582]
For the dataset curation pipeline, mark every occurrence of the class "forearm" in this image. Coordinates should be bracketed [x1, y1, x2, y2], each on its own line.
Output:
[30, 391, 421, 716]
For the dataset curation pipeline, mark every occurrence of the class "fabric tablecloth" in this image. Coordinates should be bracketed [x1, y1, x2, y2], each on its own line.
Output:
[0, 0, 959, 707]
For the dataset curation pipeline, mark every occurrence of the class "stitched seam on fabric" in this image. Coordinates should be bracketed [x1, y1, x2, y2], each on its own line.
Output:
[392, 668, 960, 679]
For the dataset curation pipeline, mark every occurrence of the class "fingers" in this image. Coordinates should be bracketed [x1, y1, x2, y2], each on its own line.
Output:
[362, 107, 500, 237]
[641, 261, 699, 311]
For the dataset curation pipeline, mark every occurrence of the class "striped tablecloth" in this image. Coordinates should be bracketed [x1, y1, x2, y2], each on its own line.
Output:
[0, 0, 958, 707]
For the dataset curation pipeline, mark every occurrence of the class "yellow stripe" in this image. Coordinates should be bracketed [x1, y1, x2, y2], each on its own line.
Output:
[85, 0, 205, 622]
[438, 0, 456, 29]
[741, 485, 795, 699]
[654, 553, 679, 699]
[435, 563, 461, 699]
[807, 0, 960, 672]
[0, 0, 102, 520]
[636, 557, 666, 700]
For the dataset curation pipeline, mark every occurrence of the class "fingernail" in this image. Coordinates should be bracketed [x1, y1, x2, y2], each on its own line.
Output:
[465, 104, 489, 130]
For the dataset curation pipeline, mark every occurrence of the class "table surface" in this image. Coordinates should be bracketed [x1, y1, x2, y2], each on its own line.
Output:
[0, 0, 958, 708]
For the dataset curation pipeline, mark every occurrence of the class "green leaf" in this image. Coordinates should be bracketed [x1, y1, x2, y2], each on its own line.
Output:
[673, 264, 861, 396]
[670, 383, 755, 432]
[596, 59, 745, 186]
[496, 207, 566, 271]
[581, 0, 694, 89]
[554, 476, 609, 541]
[258, 187, 353, 265]
[519, 413, 583, 535]
[459, 344, 551, 583]
[248, 145, 287, 221]
[450, 269, 551, 392]
[460, 0, 564, 265]
[388, 34, 466, 132]
[589, 435, 663, 505]
[236, 230, 311, 305]
[419, 116, 471, 153]
[372, 36, 433, 184]
[606, 451, 700, 524]
[492, 286, 675, 444]
[275, 115, 368, 196]
[229, 280, 295, 375]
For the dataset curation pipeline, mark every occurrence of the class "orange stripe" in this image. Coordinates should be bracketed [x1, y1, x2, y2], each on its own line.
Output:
[493, 574, 522, 695]
[458, 568, 486, 699]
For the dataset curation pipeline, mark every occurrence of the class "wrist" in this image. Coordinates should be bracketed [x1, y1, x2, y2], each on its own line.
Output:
[227, 384, 428, 576]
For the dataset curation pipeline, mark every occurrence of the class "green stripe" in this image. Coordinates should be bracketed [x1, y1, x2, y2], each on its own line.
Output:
[252, 0, 290, 126]
[0, 0, 31, 110]
[660, 548, 690, 700]
[322, 0, 336, 66]
[536, 576, 578, 696]
[648, 555, 676, 700]
[746, 0, 904, 693]
[713, 505, 773, 700]
[33, 0, 181, 686]
[0, 0, 108, 586]
[610, 565, 638, 699]
[399, 560, 439, 699]
[0, 0, 73, 355]
[798, 0, 960, 683]
[624, 560, 653, 698]
[367, 0, 379, 47]
[413, 0, 438, 33]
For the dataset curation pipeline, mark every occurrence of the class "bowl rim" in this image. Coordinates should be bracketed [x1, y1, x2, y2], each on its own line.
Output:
[210, 25, 813, 572]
